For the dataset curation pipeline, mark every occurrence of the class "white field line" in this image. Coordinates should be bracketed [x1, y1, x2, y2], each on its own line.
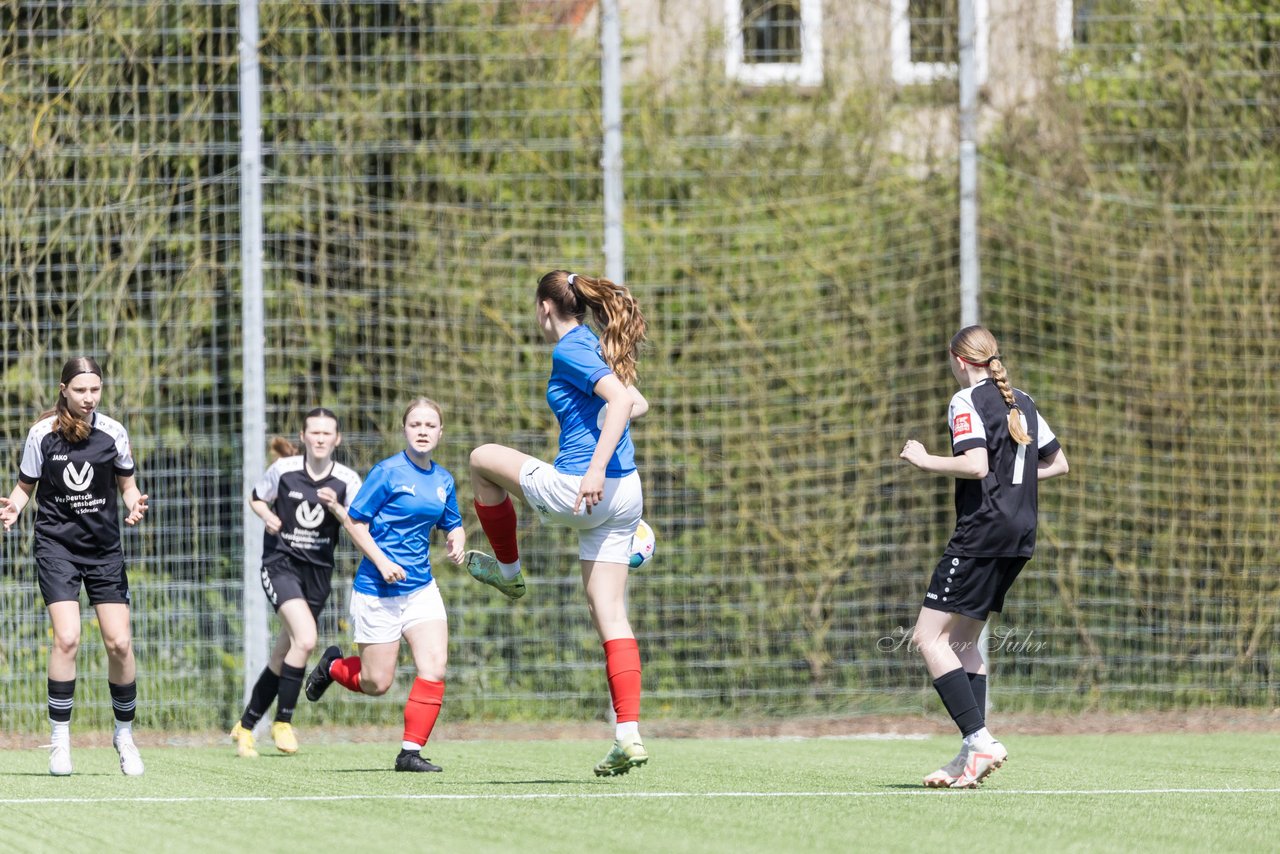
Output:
[2, 788, 1279, 805]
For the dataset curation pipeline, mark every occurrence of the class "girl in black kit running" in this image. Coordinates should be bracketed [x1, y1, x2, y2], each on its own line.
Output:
[899, 326, 1069, 788]
[0, 357, 150, 777]
[230, 408, 361, 758]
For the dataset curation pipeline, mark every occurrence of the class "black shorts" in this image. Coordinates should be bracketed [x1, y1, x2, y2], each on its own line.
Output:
[260, 556, 332, 618]
[37, 554, 130, 607]
[923, 554, 1029, 621]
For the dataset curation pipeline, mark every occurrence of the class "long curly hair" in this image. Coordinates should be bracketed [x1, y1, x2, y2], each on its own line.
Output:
[536, 270, 646, 386]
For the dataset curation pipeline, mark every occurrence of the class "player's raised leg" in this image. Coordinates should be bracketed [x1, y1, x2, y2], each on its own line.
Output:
[468, 444, 533, 597]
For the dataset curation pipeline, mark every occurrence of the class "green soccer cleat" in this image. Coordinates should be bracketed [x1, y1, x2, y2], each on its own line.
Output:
[464, 550, 526, 600]
[592, 734, 649, 778]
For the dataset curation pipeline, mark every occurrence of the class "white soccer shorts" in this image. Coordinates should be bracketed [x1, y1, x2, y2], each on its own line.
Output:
[519, 458, 643, 565]
[349, 581, 447, 645]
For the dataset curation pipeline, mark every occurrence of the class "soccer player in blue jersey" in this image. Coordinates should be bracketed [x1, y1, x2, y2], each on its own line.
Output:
[900, 326, 1069, 788]
[304, 398, 465, 772]
[0, 357, 149, 777]
[468, 270, 651, 777]
[230, 408, 362, 758]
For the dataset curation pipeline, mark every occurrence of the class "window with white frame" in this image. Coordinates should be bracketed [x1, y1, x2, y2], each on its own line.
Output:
[725, 0, 823, 86]
[1060, 0, 1144, 63]
[891, 0, 988, 86]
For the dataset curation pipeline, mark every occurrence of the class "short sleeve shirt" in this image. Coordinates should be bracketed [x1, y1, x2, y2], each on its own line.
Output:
[18, 413, 135, 564]
[252, 456, 362, 569]
[347, 452, 462, 597]
[547, 325, 636, 477]
[944, 380, 1062, 557]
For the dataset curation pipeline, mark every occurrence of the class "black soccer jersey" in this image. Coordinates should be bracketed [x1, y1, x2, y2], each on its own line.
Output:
[944, 380, 1061, 558]
[252, 455, 361, 568]
[18, 413, 136, 564]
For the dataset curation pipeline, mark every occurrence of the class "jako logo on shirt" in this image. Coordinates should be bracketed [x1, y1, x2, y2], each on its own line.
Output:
[63, 461, 93, 492]
[952, 413, 973, 437]
[295, 501, 325, 529]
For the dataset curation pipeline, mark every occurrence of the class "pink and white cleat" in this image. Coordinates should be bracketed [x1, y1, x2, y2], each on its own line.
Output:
[950, 739, 1008, 788]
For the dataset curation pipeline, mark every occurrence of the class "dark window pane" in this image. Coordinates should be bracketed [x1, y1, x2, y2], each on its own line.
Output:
[909, 0, 958, 65]
[743, 0, 803, 64]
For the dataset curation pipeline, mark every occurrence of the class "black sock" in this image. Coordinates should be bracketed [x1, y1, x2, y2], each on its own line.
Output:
[109, 681, 137, 723]
[933, 667, 983, 737]
[274, 663, 306, 724]
[241, 666, 280, 729]
[48, 678, 76, 723]
[967, 672, 988, 717]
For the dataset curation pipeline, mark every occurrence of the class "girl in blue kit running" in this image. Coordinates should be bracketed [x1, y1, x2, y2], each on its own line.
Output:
[468, 269, 650, 778]
[304, 398, 465, 773]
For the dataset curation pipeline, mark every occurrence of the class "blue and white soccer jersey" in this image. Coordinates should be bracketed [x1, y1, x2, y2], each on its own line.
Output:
[346, 452, 461, 643]
[347, 452, 462, 598]
[522, 324, 644, 564]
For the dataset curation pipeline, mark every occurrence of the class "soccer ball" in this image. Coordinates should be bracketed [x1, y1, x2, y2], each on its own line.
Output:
[628, 519, 656, 568]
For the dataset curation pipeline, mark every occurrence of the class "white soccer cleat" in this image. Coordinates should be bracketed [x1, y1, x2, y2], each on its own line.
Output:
[950, 739, 1007, 788]
[114, 734, 145, 777]
[923, 742, 969, 788]
[48, 742, 73, 777]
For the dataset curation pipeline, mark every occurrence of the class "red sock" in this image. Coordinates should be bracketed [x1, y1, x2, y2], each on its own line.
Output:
[330, 656, 363, 693]
[603, 638, 642, 723]
[403, 678, 445, 747]
[474, 497, 519, 564]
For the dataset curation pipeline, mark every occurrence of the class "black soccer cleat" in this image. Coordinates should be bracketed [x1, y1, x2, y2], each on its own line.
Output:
[394, 749, 442, 773]
[305, 645, 343, 702]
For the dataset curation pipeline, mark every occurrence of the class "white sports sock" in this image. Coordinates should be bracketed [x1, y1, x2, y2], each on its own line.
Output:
[50, 720, 70, 746]
[402, 740, 424, 752]
[114, 720, 134, 739]
[965, 727, 995, 747]
[615, 721, 639, 741]
[498, 559, 522, 580]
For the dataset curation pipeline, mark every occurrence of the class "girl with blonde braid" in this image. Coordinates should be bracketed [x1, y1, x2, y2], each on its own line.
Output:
[468, 269, 651, 777]
[900, 326, 1069, 788]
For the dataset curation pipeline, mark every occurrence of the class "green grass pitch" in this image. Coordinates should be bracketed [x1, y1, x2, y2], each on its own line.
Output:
[0, 733, 1275, 852]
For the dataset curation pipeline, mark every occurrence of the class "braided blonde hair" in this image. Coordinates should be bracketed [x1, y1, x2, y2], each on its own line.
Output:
[950, 326, 1031, 446]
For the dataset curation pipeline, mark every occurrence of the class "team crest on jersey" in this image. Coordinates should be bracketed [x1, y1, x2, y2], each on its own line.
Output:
[295, 501, 325, 529]
[62, 461, 94, 492]
[436, 486, 447, 502]
[952, 413, 973, 437]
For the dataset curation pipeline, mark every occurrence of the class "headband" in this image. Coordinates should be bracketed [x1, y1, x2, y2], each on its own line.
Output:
[953, 352, 1001, 368]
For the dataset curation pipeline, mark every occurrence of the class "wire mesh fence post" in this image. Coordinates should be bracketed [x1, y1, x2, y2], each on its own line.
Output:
[238, 0, 269, 704]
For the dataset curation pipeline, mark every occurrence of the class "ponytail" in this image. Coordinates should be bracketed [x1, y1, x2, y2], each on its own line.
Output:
[538, 270, 647, 385]
[987, 356, 1031, 446]
[950, 326, 1031, 446]
[269, 436, 300, 458]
